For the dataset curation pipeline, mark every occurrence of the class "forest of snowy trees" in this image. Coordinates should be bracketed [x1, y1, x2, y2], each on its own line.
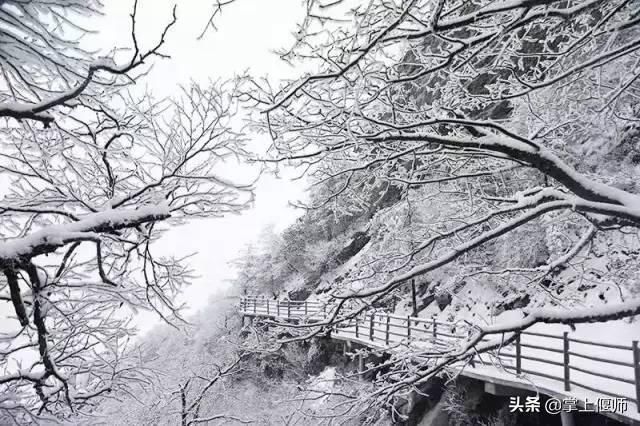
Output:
[1, 0, 640, 425]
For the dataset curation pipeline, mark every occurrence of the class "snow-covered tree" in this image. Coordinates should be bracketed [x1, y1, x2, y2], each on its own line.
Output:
[95, 300, 253, 426]
[0, 1, 251, 423]
[243, 0, 640, 403]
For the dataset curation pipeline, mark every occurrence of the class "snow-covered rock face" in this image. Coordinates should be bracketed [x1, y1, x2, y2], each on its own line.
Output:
[257, 172, 640, 330]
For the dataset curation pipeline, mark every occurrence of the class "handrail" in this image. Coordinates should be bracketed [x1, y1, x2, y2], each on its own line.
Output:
[239, 295, 640, 416]
[569, 336, 631, 351]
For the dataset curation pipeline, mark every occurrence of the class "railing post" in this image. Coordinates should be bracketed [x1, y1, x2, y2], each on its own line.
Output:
[287, 301, 291, 318]
[515, 332, 521, 375]
[266, 299, 270, 315]
[369, 313, 374, 341]
[411, 279, 417, 317]
[304, 301, 308, 316]
[253, 298, 256, 314]
[407, 316, 411, 341]
[277, 300, 280, 317]
[385, 314, 390, 346]
[633, 340, 640, 413]
[358, 353, 365, 379]
[563, 332, 570, 391]
[468, 327, 475, 367]
[355, 314, 360, 338]
[432, 317, 437, 342]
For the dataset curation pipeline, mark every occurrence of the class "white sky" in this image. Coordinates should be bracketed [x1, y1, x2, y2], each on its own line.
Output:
[96, 0, 310, 332]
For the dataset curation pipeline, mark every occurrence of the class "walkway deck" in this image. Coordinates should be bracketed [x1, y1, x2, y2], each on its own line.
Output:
[239, 295, 640, 425]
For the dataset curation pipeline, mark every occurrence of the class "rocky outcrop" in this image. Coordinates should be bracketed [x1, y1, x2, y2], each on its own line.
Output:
[335, 231, 371, 265]
[305, 337, 348, 375]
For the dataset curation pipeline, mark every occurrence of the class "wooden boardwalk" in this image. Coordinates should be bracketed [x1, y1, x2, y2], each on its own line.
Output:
[240, 295, 640, 425]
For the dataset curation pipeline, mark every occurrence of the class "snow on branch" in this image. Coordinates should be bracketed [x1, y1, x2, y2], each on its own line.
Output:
[0, 0, 177, 126]
[0, 204, 170, 263]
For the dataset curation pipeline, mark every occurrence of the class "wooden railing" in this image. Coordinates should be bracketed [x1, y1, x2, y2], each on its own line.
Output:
[240, 295, 327, 319]
[240, 296, 640, 415]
